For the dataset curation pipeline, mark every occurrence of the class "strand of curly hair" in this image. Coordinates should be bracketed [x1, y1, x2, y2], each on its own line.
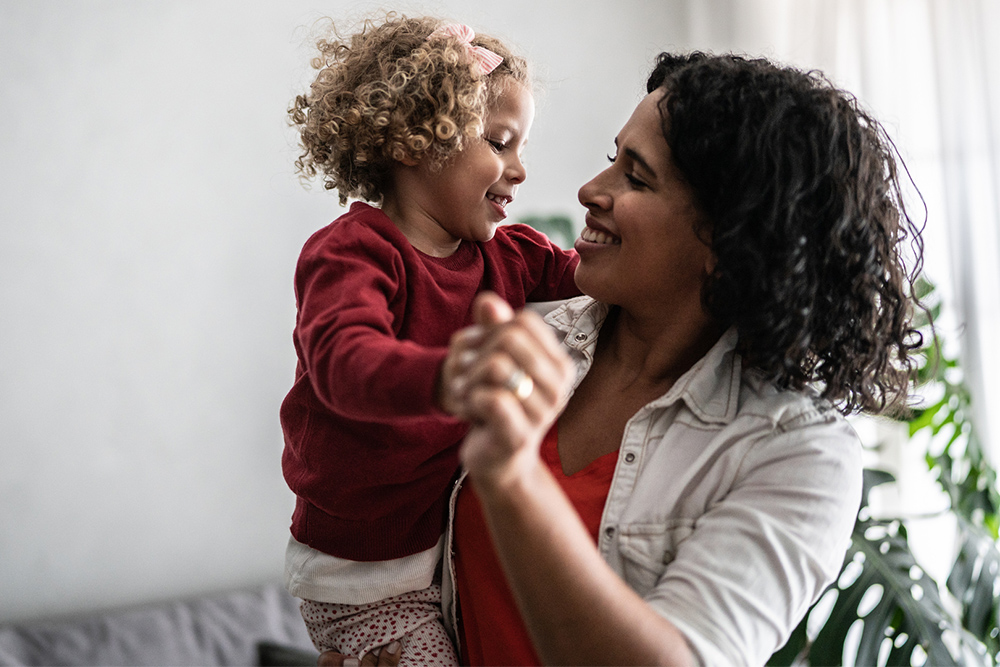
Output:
[648, 52, 926, 415]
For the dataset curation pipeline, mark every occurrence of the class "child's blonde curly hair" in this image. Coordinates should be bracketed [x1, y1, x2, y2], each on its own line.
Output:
[289, 13, 531, 205]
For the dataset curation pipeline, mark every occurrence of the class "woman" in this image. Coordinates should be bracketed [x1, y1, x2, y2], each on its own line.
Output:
[440, 51, 922, 666]
[322, 51, 922, 666]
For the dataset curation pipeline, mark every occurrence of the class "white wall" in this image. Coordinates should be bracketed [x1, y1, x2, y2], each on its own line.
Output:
[0, 0, 686, 622]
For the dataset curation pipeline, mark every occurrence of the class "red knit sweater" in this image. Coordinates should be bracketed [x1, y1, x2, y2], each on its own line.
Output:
[280, 203, 580, 561]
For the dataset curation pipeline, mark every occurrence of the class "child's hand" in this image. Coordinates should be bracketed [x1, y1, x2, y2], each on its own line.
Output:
[317, 640, 402, 666]
[443, 292, 574, 486]
[438, 320, 487, 419]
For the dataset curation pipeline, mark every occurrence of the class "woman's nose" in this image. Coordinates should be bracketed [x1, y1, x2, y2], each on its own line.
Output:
[578, 167, 611, 209]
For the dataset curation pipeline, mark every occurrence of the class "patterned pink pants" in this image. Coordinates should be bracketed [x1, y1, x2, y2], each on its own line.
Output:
[299, 584, 458, 666]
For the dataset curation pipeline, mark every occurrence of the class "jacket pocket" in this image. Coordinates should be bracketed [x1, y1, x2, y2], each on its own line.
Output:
[618, 520, 695, 596]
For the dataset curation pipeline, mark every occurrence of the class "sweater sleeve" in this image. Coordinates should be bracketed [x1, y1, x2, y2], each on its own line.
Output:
[292, 228, 451, 423]
[495, 224, 581, 302]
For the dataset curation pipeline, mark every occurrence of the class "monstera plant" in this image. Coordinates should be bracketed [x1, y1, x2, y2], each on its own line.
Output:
[769, 278, 1000, 666]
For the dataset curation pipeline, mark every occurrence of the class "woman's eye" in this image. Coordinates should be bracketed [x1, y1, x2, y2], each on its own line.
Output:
[608, 154, 646, 188]
[625, 173, 647, 188]
[607, 152, 646, 188]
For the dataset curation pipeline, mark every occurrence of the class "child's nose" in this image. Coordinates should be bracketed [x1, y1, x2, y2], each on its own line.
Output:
[506, 154, 526, 184]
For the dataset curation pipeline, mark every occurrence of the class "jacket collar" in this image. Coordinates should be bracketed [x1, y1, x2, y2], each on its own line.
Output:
[545, 296, 741, 425]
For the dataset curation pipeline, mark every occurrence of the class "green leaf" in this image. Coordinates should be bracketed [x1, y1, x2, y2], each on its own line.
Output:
[806, 517, 961, 665]
[909, 398, 948, 436]
[862, 468, 897, 507]
[946, 520, 1000, 658]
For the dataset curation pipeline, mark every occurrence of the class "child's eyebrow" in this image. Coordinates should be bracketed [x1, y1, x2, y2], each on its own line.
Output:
[485, 121, 516, 135]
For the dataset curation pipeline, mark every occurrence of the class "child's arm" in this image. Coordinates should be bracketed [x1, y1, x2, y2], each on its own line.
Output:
[292, 229, 452, 423]
[494, 224, 580, 303]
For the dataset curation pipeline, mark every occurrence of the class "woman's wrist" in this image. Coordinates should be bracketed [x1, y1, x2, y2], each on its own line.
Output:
[465, 439, 546, 503]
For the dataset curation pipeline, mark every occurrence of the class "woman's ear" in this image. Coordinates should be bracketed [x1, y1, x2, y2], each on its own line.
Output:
[704, 252, 717, 276]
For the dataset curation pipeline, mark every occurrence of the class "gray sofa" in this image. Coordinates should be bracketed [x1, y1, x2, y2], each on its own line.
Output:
[0, 584, 319, 666]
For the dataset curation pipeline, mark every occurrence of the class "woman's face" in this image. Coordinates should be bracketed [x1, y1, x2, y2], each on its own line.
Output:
[574, 89, 714, 314]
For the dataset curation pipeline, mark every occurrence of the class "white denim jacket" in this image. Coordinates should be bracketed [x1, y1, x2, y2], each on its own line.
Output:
[441, 296, 863, 667]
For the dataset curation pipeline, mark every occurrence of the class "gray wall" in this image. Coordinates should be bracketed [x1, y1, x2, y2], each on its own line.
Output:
[0, 0, 690, 622]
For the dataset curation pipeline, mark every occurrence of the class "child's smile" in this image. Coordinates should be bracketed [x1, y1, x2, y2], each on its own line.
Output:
[486, 191, 513, 217]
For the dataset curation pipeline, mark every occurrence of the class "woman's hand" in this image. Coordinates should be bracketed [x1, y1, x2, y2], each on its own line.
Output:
[440, 292, 574, 486]
[442, 294, 695, 666]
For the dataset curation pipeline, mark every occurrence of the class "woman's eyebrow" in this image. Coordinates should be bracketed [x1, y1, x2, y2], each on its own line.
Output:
[623, 147, 656, 178]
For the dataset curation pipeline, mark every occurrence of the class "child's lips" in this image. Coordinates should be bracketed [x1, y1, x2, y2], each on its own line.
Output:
[486, 192, 512, 208]
[486, 192, 512, 219]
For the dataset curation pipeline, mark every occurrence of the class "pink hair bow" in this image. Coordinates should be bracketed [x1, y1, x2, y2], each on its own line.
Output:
[426, 23, 504, 75]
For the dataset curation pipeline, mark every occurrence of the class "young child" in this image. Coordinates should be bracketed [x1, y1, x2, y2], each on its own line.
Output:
[279, 14, 580, 665]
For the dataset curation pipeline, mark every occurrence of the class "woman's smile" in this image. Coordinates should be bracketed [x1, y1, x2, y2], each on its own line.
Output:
[578, 225, 621, 246]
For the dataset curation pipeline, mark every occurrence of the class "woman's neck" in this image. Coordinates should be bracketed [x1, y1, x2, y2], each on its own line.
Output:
[596, 303, 724, 391]
[555, 303, 723, 475]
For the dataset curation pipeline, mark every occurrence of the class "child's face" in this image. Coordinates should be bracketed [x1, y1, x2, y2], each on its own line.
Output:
[391, 82, 535, 255]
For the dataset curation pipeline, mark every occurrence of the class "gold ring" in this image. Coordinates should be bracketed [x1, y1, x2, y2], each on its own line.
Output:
[505, 368, 534, 401]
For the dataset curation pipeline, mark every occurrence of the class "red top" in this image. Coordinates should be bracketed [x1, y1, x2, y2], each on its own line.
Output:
[454, 424, 619, 666]
[280, 203, 579, 561]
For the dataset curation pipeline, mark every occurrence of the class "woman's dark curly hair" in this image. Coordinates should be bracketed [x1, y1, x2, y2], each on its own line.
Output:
[289, 13, 529, 205]
[647, 52, 924, 415]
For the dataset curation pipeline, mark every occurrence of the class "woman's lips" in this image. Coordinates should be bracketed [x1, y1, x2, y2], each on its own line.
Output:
[579, 225, 621, 245]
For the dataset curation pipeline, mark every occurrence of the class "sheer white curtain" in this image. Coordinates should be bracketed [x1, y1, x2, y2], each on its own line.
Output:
[681, 0, 1000, 462]
[926, 0, 1000, 463]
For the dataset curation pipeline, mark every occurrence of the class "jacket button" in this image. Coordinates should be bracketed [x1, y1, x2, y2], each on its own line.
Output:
[604, 526, 616, 538]
[624, 452, 635, 463]
[574, 332, 587, 342]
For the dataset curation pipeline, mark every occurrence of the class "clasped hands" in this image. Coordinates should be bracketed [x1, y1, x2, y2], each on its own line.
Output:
[440, 291, 575, 486]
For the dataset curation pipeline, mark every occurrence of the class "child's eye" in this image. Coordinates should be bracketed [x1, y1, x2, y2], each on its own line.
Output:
[488, 139, 506, 153]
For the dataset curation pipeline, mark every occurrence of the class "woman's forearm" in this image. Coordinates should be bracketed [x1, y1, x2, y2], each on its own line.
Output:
[448, 293, 694, 664]
[470, 459, 695, 667]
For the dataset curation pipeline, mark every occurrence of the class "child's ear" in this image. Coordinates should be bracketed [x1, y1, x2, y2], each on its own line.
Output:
[392, 148, 420, 167]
